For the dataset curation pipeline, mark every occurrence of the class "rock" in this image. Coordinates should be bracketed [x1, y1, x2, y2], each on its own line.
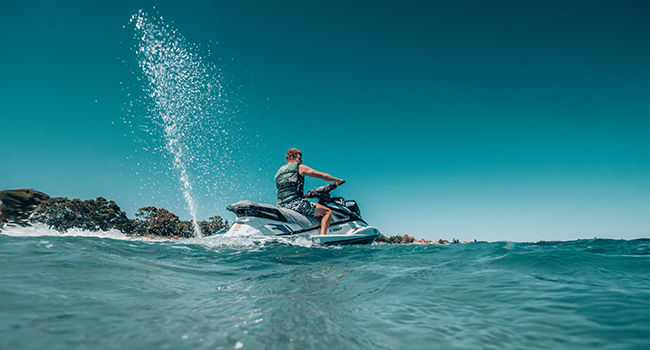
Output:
[0, 189, 50, 226]
[1, 188, 228, 238]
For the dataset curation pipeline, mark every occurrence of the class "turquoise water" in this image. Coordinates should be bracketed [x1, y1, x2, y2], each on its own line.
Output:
[1, 228, 649, 349]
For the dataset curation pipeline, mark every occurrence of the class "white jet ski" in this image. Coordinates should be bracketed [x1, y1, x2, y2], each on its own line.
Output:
[223, 183, 380, 245]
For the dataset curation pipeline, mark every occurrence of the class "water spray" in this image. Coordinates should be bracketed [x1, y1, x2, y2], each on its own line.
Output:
[130, 10, 225, 237]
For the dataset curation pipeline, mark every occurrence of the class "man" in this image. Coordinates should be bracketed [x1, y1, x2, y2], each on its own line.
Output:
[275, 148, 344, 235]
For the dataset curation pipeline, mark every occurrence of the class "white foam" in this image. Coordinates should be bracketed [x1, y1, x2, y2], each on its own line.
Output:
[178, 227, 317, 249]
[0, 223, 129, 240]
[0, 223, 318, 249]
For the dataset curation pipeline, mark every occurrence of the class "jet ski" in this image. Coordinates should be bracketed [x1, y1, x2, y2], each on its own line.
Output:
[223, 183, 380, 245]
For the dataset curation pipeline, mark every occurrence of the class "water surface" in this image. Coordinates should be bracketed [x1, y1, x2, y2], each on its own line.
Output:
[1, 227, 649, 349]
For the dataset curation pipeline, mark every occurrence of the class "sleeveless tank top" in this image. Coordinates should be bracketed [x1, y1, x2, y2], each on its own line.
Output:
[274, 162, 304, 205]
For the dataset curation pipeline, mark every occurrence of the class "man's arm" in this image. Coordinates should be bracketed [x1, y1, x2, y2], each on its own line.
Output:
[299, 165, 344, 185]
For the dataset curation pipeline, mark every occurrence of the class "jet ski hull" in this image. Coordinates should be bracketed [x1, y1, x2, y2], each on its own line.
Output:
[224, 219, 379, 246]
[310, 226, 380, 246]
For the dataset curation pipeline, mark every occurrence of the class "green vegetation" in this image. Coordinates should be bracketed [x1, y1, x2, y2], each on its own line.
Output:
[376, 234, 415, 244]
[131, 206, 227, 237]
[375, 234, 465, 245]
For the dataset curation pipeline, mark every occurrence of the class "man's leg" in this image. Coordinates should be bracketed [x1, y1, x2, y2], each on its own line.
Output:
[313, 203, 332, 235]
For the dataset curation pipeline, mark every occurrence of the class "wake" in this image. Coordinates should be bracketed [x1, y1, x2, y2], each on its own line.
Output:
[0, 223, 316, 249]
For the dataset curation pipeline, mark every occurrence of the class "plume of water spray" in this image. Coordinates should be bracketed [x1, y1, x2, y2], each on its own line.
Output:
[129, 10, 226, 237]
[120, 10, 270, 233]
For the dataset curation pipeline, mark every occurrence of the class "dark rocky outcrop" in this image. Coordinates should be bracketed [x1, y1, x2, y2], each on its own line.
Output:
[1, 189, 228, 237]
[0, 189, 51, 226]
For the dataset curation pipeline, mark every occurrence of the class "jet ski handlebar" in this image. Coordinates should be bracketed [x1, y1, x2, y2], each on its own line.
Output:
[304, 182, 341, 203]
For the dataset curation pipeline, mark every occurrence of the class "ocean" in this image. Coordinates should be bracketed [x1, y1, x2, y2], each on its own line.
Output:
[1, 226, 649, 349]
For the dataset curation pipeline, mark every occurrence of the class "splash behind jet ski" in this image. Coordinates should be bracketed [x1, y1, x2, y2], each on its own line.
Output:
[223, 183, 380, 245]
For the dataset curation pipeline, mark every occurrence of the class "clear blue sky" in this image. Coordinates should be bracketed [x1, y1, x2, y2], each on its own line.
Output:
[1, 1, 649, 241]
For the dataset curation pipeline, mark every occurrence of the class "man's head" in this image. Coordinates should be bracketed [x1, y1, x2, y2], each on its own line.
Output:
[286, 148, 302, 164]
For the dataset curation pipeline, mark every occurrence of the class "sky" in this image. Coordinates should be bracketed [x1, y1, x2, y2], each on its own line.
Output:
[1, 0, 649, 242]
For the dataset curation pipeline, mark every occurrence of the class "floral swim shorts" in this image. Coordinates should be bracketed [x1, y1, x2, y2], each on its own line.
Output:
[279, 198, 317, 217]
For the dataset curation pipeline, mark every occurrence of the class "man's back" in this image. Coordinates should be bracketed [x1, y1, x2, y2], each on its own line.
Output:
[275, 162, 304, 205]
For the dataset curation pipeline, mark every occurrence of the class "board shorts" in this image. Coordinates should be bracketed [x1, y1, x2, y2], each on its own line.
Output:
[279, 198, 317, 217]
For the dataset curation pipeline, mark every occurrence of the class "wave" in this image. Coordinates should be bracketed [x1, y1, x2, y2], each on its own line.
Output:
[0, 223, 317, 249]
[2, 230, 649, 349]
[0, 223, 129, 240]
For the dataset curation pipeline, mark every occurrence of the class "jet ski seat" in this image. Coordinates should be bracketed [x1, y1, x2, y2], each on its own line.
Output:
[226, 200, 319, 228]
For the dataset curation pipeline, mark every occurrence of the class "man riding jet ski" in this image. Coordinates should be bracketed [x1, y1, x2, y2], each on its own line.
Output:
[276, 148, 343, 236]
[223, 148, 380, 245]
